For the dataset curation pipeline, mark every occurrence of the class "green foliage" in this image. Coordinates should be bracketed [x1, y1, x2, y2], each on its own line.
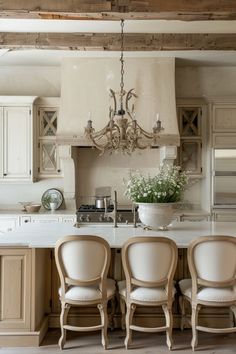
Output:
[125, 165, 188, 203]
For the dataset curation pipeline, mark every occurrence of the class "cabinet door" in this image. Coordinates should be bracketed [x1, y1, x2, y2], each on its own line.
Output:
[39, 140, 60, 175]
[179, 107, 202, 137]
[0, 248, 31, 330]
[213, 105, 236, 132]
[177, 106, 203, 176]
[3, 106, 31, 180]
[179, 139, 202, 175]
[38, 107, 60, 176]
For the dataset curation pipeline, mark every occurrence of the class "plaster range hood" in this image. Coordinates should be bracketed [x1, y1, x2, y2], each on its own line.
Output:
[57, 57, 180, 148]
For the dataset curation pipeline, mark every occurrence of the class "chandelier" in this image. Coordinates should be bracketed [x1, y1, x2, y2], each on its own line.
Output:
[85, 20, 164, 154]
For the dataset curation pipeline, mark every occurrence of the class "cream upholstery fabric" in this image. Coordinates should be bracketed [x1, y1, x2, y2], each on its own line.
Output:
[118, 280, 176, 302]
[194, 241, 236, 282]
[128, 242, 172, 282]
[59, 278, 116, 301]
[179, 278, 236, 302]
[61, 240, 106, 281]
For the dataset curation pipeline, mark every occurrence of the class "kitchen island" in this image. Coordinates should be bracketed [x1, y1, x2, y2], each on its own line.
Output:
[0, 221, 235, 347]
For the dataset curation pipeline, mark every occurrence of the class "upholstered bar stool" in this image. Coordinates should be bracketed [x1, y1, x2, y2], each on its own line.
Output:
[179, 235, 236, 351]
[118, 236, 178, 350]
[55, 235, 116, 350]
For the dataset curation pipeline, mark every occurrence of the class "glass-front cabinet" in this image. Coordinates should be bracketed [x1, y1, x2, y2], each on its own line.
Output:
[36, 98, 61, 177]
[177, 105, 203, 175]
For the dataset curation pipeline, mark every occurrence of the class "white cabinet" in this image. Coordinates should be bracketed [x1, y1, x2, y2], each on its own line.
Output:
[0, 216, 19, 234]
[0, 97, 37, 182]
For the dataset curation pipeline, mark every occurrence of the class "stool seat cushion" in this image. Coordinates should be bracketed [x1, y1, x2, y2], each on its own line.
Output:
[59, 278, 116, 301]
[179, 278, 236, 303]
[118, 280, 176, 302]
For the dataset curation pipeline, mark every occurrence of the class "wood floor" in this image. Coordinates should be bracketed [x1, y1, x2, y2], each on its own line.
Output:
[1, 329, 235, 354]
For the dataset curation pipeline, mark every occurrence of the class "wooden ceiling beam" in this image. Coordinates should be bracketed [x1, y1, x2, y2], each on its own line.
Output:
[1, 32, 236, 51]
[1, 1, 236, 20]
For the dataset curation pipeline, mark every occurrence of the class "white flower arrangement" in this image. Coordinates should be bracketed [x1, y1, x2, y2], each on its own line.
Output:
[125, 164, 188, 203]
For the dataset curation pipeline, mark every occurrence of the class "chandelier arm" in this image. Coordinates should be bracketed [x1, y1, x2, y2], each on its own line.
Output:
[125, 89, 136, 120]
[109, 89, 117, 114]
[135, 122, 160, 139]
[86, 123, 122, 152]
[86, 124, 109, 140]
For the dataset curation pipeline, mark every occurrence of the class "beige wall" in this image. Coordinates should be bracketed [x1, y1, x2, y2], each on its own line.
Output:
[76, 147, 161, 206]
[176, 66, 236, 97]
[0, 66, 60, 96]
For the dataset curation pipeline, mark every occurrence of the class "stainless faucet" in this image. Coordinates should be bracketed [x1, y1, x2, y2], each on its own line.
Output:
[104, 191, 118, 228]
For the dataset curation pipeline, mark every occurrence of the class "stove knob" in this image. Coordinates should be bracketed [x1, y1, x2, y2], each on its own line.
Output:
[79, 215, 85, 222]
[118, 214, 123, 222]
[86, 215, 91, 222]
[99, 215, 104, 222]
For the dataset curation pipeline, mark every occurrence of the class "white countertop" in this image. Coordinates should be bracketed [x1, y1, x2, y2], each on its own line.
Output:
[0, 221, 236, 248]
[0, 208, 209, 217]
[0, 209, 76, 216]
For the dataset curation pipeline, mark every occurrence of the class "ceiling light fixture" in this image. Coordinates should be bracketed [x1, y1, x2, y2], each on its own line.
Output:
[85, 19, 164, 154]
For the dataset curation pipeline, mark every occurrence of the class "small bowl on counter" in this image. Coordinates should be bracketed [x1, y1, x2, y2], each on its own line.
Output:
[19, 201, 32, 211]
[25, 204, 41, 213]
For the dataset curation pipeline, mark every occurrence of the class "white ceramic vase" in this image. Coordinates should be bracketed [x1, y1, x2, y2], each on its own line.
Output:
[137, 203, 176, 230]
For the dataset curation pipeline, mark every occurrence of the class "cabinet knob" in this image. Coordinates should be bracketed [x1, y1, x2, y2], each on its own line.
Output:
[3, 173, 7, 176]
[57, 169, 61, 173]
[24, 220, 29, 223]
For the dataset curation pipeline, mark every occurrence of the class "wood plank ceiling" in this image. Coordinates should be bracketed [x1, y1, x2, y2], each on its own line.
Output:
[1, 1, 236, 51]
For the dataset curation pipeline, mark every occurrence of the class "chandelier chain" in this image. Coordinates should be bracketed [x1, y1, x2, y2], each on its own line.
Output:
[120, 19, 125, 113]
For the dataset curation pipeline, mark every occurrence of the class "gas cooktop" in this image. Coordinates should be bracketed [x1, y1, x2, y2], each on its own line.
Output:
[77, 204, 137, 223]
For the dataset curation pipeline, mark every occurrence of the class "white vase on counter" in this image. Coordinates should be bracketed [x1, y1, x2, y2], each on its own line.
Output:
[137, 203, 176, 230]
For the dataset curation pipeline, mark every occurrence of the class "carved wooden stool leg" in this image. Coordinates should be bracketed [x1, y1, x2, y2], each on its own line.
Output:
[162, 304, 173, 350]
[179, 295, 186, 331]
[191, 304, 200, 351]
[109, 297, 116, 330]
[98, 302, 108, 350]
[230, 305, 236, 326]
[124, 303, 136, 349]
[59, 302, 70, 350]
[120, 297, 126, 330]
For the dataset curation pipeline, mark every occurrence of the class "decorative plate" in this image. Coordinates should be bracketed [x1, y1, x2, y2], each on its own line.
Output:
[41, 188, 63, 210]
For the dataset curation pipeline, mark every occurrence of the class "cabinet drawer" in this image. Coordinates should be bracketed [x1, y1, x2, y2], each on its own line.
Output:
[213, 212, 236, 222]
[0, 217, 19, 233]
[180, 215, 209, 222]
[30, 217, 60, 223]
